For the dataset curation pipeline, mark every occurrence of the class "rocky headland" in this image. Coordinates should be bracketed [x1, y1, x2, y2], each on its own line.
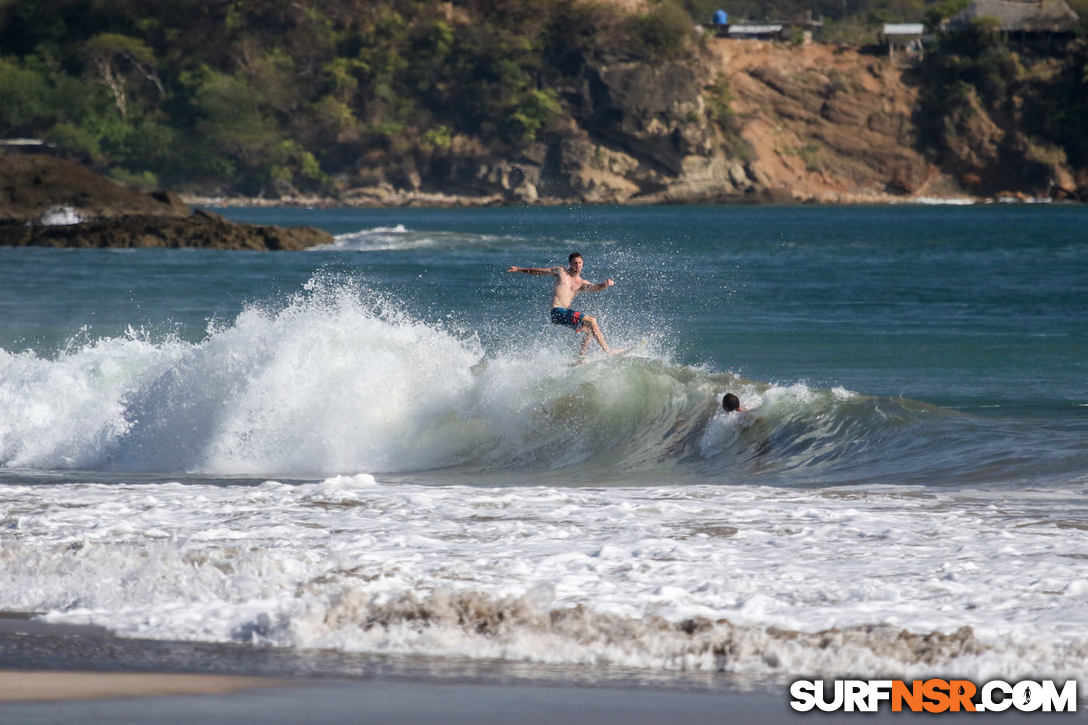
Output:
[3, 39, 1082, 227]
[0, 155, 333, 250]
[185, 38, 1082, 208]
[2, 1, 1083, 210]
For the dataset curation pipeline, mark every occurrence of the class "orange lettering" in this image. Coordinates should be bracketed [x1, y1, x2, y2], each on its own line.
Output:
[892, 680, 924, 712]
[949, 680, 977, 712]
[922, 679, 951, 713]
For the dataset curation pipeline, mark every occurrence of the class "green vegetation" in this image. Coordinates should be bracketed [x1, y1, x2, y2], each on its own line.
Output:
[705, 74, 754, 161]
[795, 141, 823, 171]
[0, 0, 697, 195]
[0, 0, 1084, 196]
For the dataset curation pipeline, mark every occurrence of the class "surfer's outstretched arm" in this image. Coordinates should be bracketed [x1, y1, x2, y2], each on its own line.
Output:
[507, 266, 558, 276]
[582, 278, 615, 292]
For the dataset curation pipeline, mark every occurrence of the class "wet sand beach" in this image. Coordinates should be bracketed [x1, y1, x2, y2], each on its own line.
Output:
[0, 669, 283, 702]
[0, 618, 1070, 724]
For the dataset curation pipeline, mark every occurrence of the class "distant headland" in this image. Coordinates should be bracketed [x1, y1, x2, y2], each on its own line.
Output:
[0, 1, 1085, 210]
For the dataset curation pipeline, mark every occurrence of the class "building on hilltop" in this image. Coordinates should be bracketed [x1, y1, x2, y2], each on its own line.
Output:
[881, 23, 926, 59]
[0, 139, 59, 156]
[944, 0, 1079, 35]
[727, 23, 784, 39]
[709, 7, 821, 42]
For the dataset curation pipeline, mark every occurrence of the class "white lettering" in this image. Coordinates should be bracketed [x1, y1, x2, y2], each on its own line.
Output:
[815, 680, 844, 712]
[845, 680, 869, 712]
[1013, 680, 1043, 711]
[789, 680, 816, 712]
[790, 677, 1076, 713]
[1039, 680, 1077, 712]
[867, 680, 893, 711]
[981, 681, 1012, 712]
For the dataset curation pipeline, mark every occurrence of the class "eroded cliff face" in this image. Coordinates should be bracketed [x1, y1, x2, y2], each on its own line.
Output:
[707, 40, 954, 202]
[237, 35, 1083, 207]
[543, 40, 958, 204]
[390, 40, 964, 205]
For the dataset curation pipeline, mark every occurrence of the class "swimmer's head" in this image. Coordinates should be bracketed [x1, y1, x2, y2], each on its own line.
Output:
[723, 393, 741, 412]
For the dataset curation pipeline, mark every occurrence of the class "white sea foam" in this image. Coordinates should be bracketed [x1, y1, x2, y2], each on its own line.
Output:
[908, 197, 977, 206]
[38, 204, 84, 226]
[0, 330, 188, 468]
[323, 225, 515, 252]
[0, 282, 489, 473]
[0, 479, 1085, 682]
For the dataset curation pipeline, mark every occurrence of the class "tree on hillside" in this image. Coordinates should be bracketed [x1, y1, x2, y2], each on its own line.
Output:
[83, 32, 163, 119]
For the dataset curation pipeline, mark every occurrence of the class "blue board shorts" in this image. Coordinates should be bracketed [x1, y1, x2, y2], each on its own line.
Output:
[550, 307, 585, 332]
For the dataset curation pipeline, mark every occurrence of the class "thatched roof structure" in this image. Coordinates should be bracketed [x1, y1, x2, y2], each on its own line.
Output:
[946, 0, 1079, 32]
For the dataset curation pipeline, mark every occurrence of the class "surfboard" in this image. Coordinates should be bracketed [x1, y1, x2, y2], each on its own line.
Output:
[611, 339, 648, 356]
[569, 339, 647, 366]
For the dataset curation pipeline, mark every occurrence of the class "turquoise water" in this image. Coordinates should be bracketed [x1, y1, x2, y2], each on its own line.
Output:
[2, 204, 1087, 684]
[1, 204, 1085, 486]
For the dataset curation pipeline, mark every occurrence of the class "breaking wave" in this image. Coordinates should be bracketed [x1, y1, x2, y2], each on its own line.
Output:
[0, 276, 1075, 485]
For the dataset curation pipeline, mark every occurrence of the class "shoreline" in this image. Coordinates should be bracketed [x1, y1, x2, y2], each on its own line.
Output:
[0, 617, 1075, 723]
[0, 615, 764, 695]
[0, 675, 1071, 725]
[0, 616, 814, 722]
[178, 190, 1079, 210]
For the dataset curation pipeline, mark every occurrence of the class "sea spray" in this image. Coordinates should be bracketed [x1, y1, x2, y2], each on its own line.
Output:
[0, 275, 1078, 485]
[0, 330, 187, 469]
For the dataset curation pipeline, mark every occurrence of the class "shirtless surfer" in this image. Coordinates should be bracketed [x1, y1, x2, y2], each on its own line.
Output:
[507, 252, 616, 357]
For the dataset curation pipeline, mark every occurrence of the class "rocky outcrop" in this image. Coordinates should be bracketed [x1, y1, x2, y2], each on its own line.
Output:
[325, 55, 752, 206]
[0, 208, 333, 250]
[575, 61, 716, 175]
[1, 154, 190, 222]
[1, 155, 333, 250]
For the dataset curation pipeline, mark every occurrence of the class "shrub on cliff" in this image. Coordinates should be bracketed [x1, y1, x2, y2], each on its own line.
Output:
[917, 19, 1086, 194]
[1021, 40, 1088, 168]
[917, 20, 1020, 146]
[624, 0, 694, 61]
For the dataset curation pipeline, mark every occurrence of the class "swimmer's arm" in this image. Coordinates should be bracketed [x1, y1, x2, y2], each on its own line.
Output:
[582, 278, 615, 291]
[507, 265, 559, 276]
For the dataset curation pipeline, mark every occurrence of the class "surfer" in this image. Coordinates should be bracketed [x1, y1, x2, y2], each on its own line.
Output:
[507, 252, 617, 357]
[723, 393, 745, 413]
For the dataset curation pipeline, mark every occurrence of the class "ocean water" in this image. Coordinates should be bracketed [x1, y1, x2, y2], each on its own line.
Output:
[0, 204, 1085, 687]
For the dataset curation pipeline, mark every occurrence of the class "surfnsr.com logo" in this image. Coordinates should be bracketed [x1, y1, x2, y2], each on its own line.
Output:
[790, 679, 1078, 713]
